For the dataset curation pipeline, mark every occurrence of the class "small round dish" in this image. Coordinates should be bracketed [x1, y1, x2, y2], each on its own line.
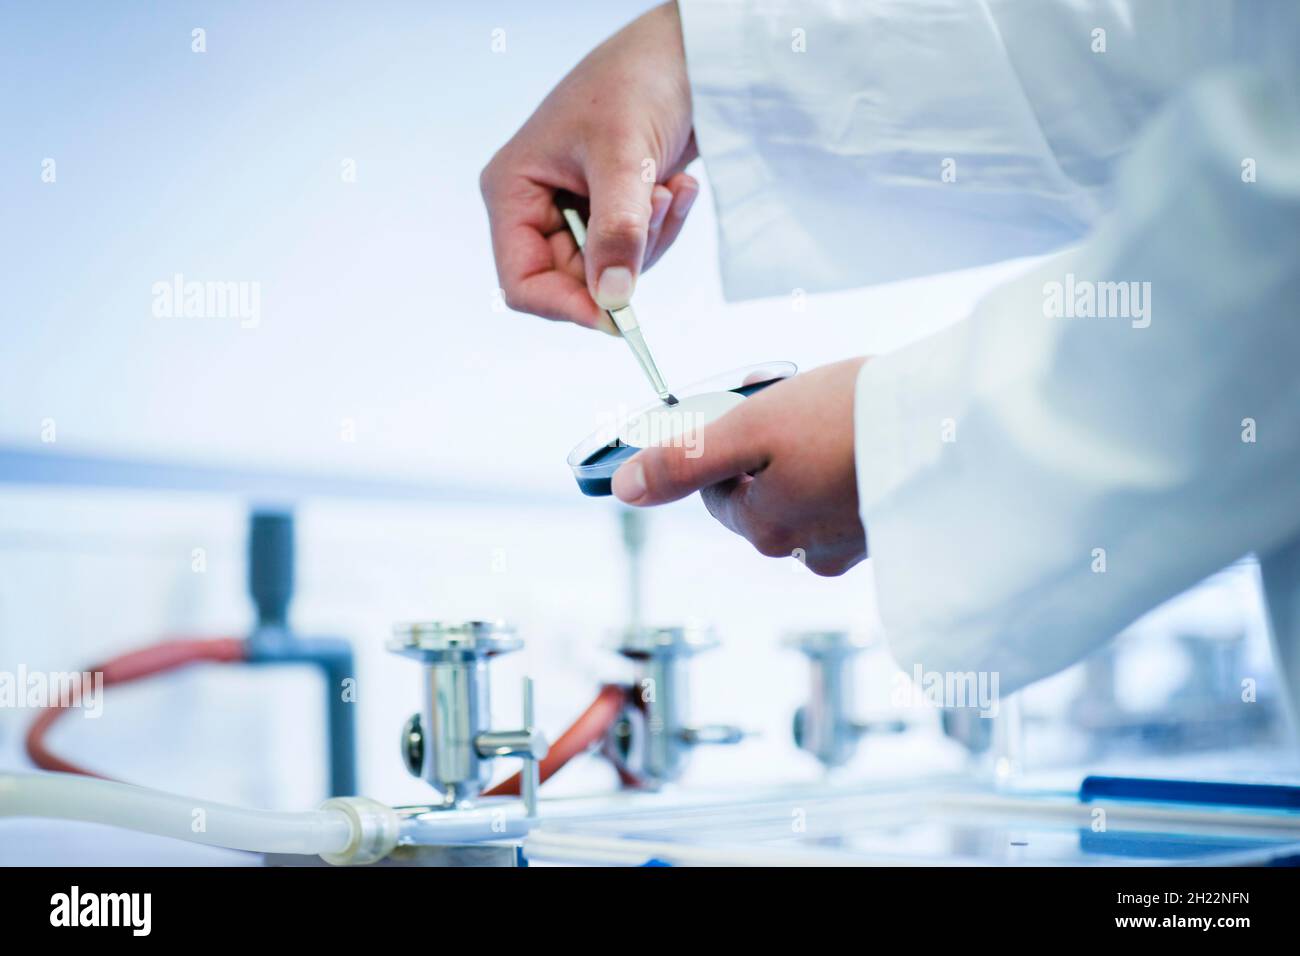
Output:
[567, 361, 797, 497]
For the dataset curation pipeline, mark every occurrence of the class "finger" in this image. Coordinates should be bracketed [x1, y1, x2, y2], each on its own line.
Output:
[583, 143, 657, 310]
[700, 475, 753, 536]
[703, 475, 795, 558]
[484, 173, 613, 332]
[503, 269, 615, 332]
[642, 185, 673, 269]
[542, 227, 618, 334]
[612, 406, 769, 506]
[643, 173, 698, 271]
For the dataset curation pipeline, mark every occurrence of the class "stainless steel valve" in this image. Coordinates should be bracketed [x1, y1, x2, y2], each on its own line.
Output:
[787, 630, 906, 769]
[389, 620, 546, 813]
[604, 624, 744, 786]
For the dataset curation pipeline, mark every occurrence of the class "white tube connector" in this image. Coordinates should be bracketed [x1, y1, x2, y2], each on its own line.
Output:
[0, 773, 398, 864]
[319, 796, 400, 865]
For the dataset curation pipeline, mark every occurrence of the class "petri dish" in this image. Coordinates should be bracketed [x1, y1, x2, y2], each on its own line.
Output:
[567, 361, 797, 497]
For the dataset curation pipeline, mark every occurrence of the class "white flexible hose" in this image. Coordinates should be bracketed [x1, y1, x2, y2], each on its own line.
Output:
[0, 773, 354, 857]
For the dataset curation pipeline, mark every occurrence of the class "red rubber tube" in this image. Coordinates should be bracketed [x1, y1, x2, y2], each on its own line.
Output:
[24, 636, 247, 778]
[484, 683, 629, 797]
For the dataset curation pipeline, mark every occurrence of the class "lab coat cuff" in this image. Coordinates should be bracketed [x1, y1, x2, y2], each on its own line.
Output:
[852, 325, 1002, 684]
[853, 322, 972, 522]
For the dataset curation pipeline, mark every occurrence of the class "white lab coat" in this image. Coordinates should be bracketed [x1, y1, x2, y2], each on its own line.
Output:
[679, 0, 1300, 703]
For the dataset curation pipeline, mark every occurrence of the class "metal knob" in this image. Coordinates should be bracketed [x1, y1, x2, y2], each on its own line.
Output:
[474, 677, 545, 817]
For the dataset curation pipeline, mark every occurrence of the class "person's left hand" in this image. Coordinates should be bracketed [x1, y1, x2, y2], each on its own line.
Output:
[612, 357, 869, 576]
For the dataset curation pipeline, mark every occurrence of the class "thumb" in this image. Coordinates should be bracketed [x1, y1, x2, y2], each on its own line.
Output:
[612, 413, 769, 506]
[584, 146, 657, 310]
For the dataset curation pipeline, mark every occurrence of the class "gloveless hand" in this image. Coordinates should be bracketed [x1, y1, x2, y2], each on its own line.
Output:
[613, 358, 870, 576]
[479, 2, 697, 332]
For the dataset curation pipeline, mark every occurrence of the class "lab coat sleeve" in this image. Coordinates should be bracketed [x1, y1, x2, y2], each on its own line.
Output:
[678, 0, 1239, 299]
[852, 60, 1300, 692]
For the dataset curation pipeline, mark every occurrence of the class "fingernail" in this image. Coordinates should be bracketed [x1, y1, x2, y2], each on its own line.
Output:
[613, 459, 646, 503]
[650, 191, 671, 232]
[596, 267, 635, 310]
[670, 187, 698, 219]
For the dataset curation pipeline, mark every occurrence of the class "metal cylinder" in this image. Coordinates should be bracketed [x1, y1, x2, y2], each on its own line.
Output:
[423, 657, 491, 803]
[616, 624, 717, 783]
[787, 631, 870, 769]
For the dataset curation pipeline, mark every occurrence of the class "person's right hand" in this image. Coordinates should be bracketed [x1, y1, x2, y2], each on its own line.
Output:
[479, 2, 698, 332]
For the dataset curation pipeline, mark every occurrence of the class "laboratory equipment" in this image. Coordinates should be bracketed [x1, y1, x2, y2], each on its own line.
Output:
[568, 361, 796, 496]
[9, 600, 1300, 867]
[10, 760, 1300, 867]
[522, 777, 1300, 866]
[388, 620, 547, 814]
[941, 707, 996, 756]
[1068, 631, 1279, 754]
[23, 509, 359, 798]
[602, 625, 745, 785]
[478, 622, 749, 793]
[786, 630, 906, 769]
[621, 508, 647, 634]
[243, 510, 358, 796]
[0, 772, 398, 865]
[560, 204, 677, 407]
